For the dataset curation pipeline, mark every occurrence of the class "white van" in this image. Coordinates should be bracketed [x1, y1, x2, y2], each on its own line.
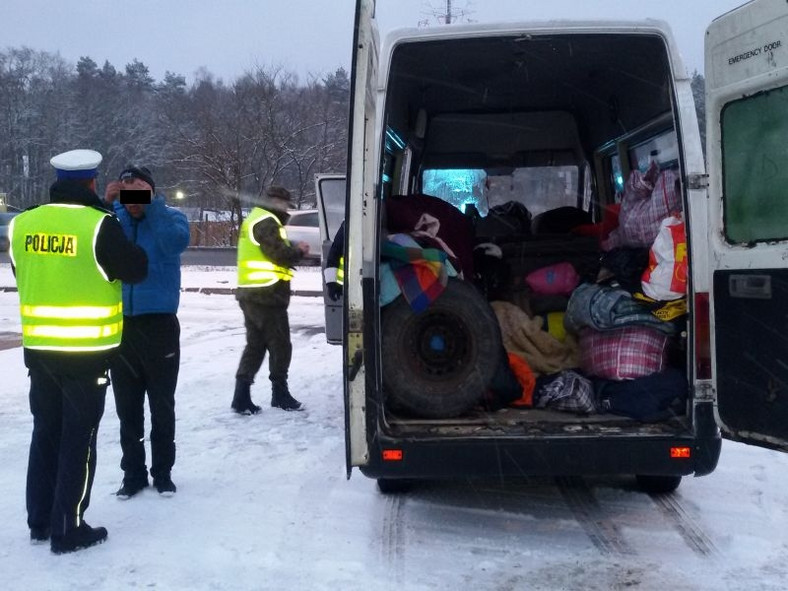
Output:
[317, 0, 788, 494]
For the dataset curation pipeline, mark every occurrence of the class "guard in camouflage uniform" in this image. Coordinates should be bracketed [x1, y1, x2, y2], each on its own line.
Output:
[232, 186, 310, 414]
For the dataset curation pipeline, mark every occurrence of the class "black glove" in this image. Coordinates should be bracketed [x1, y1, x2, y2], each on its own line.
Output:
[327, 282, 343, 301]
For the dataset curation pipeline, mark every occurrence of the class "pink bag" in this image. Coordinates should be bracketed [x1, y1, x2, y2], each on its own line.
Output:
[525, 262, 580, 296]
[579, 326, 669, 381]
[603, 163, 681, 250]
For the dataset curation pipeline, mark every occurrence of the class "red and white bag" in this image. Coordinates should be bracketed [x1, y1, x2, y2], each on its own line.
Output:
[641, 216, 687, 301]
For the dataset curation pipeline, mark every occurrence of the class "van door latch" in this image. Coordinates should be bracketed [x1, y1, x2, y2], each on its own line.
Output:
[687, 173, 708, 190]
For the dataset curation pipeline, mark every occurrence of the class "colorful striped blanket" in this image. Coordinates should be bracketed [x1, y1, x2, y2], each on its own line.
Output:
[382, 235, 449, 313]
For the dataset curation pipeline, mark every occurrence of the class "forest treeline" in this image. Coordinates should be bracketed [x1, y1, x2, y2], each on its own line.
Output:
[0, 47, 350, 225]
[0, 46, 707, 225]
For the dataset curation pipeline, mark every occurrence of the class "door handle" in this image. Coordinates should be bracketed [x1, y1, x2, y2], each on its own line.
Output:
[729, 274, 771, 299]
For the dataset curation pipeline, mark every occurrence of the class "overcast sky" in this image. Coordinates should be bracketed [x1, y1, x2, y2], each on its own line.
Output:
[2, 0, 748, 84]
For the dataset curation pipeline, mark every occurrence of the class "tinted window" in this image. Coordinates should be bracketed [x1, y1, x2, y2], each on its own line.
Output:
[288, 212, 318, 227]
[316, 178, 346, 240]
[721, 84, 788, 243]
[629, 130, 679, 172]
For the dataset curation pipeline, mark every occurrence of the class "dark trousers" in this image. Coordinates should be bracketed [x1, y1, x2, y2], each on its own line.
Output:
[110, 314, 180, 484]
[26, 368, 107, 537]
[235, 300, 292, 385]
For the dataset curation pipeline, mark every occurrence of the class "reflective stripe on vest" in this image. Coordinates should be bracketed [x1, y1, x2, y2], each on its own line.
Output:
[10, 204, 123, 352]
[337, 256, 344, 286]
[237, 207, 294, 288]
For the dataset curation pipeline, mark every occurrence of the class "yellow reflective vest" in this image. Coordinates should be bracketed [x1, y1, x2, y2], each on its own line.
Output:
[237, 207, 295, 288]
[337, 256, 344, 286]
[10, 204, 123, 352]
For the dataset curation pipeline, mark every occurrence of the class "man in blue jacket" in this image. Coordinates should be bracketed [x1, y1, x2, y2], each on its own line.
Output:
[105, 166, 190, 498]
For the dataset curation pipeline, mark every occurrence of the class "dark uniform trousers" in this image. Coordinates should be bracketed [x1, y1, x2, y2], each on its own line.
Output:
[27, 368, 107, 537]
[110, 314, 180, 485]
[235, 300, 292, 385]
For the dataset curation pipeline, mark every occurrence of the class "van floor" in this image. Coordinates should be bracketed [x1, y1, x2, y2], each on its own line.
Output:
[383, 407, 691, 438]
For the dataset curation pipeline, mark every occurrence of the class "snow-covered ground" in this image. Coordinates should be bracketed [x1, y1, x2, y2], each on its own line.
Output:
[0, 263, 787, 590]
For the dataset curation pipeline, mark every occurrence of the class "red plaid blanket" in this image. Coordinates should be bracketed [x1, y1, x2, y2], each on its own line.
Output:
[579, 326, 669, 380]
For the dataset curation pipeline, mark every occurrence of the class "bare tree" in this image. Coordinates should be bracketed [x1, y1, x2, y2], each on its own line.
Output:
[0, 46, 350, 246]
[0, 48, 73, 208]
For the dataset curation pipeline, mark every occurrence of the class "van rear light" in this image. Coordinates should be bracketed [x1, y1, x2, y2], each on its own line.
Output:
[671, 446, 691, 459]
[382, 449, 403, 461]
[694, 292, 711, 380]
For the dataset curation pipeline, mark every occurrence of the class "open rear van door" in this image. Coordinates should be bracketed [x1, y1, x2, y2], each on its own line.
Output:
[706, 0, 788, 451]
[315, 174, 347, 345]
[343, 0, 378, 477]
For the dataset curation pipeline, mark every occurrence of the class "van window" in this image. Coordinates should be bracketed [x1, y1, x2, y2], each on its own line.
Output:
[422, 166, 580, 217]
[422, 168, 486, 212]
[287, 211, 318, 227]
[629, 130, 679, 172]
[721, 84, 788, 244]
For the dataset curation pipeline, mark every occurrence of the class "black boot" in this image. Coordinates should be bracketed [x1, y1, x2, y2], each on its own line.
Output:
[231, 379, 261, 415]
[271, 381, 304, 411]
[51, 522, 108, 554]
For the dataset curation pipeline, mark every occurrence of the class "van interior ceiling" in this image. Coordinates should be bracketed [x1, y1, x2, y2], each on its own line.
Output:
[385, 32, 675, 159]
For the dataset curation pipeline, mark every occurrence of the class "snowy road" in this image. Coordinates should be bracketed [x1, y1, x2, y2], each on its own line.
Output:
[0, 271, 787, 590]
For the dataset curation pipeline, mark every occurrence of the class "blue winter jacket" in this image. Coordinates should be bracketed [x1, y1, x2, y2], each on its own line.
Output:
[113, 195, 190, 316]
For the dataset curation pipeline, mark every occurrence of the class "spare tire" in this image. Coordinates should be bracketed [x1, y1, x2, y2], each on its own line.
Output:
[381, 278, 502, 418]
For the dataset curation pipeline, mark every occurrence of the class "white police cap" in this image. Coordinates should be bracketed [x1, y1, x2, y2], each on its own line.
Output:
[50, 149, 103, 180]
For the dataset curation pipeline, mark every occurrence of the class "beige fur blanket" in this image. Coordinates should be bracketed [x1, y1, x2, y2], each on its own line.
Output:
[491, 301, 579, 376]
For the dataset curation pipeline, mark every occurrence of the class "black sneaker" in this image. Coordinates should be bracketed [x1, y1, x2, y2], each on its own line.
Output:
[30, 526, 50, 544]
[154, 476, 177, 497]
[51, 523, 107, 554]
[115, 480, 148, 500]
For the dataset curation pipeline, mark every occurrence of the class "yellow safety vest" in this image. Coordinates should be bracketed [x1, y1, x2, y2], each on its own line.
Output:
[237, 207, 295, 288]
[10, 204, 123, 352]
[337, 256, 344, 286]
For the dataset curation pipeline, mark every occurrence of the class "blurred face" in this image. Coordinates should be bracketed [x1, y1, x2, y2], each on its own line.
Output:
[121, 176, 152, 218]
[271, 197, 291, 213]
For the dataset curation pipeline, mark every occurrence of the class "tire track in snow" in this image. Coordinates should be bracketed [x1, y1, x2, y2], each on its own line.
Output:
[556, 476, 637, 556]
[649, 492, 718, 557]
[380, 494, 406, 586]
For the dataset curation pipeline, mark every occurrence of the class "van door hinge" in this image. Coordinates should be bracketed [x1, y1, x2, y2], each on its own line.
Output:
[687, 173, 709, 190]
[348, 349, 363, 382]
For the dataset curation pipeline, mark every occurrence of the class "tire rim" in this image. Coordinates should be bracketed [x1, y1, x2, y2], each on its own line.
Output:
[405, 310, 470, 378]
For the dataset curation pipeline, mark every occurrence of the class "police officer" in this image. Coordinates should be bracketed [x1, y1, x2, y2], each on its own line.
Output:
[324, 219, 345, 301]
[232, 186, 309, 414]
[9, 149, 148, 554]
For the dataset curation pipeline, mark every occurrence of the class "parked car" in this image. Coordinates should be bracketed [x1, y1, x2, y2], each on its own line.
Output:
[285, 209, 321, 261]
[0, 212, 19, 251]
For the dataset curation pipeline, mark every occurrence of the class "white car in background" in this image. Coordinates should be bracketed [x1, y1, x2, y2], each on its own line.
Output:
[285, 209, 321, 261]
